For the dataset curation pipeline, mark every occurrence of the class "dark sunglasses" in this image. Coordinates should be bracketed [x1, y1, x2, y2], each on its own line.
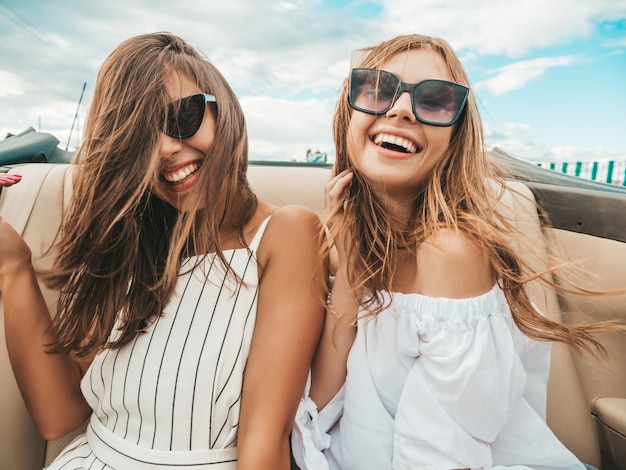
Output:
[349, 68, 469, 127]
[165, 93, 216, 139]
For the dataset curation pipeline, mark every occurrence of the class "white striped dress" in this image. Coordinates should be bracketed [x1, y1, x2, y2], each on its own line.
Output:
[46, 217, 271, 469]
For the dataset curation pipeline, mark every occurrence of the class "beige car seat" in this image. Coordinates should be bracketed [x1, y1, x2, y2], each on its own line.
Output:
[0, 164, 83, 469]
[0, 163, 601, 468]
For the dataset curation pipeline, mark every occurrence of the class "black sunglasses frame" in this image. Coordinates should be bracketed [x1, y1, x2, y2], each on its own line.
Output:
[348, 68, 469, 127]
[165, 93, 217, 139]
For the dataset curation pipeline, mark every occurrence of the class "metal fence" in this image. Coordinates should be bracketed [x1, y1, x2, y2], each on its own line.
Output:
[535, 160, 626, 186]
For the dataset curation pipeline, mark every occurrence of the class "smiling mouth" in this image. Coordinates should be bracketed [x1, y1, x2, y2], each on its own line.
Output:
[373, 133, 419, 154]
[161, 162, 200, 185]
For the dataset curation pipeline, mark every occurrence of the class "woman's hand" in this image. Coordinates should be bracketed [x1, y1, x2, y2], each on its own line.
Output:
[0, 173, 29, 288]
[0, 173, 22, 187]
[324, 169, 353, 216]
[324, 169, 353, 275]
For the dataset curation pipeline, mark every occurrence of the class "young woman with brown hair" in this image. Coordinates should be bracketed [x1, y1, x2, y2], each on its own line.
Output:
[0, 32, 325, 469]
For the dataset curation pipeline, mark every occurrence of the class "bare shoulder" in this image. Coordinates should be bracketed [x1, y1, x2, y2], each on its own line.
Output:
[415, 228, 495, 298]
[256, 204, 322, 261]
[267, 204, 321, 229]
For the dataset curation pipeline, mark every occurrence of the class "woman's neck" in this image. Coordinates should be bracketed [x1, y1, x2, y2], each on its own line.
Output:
[377, 192, 414, 228]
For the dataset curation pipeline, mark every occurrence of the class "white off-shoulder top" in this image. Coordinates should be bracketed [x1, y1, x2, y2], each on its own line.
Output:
[292, 284, 585, 470]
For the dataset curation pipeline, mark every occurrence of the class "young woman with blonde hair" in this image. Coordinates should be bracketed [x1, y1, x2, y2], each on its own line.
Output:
[0, 32, 325, 469]
[292, 34, 621, 469]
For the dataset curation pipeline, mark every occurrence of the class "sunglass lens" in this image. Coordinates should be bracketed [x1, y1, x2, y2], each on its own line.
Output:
[350, 69, 398, 114]
[166, 94, 204, 139]
[413, 81, 466, 125]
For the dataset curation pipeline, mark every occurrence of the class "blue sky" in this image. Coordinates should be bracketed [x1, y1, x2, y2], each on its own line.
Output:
[470, 18, 626, 158]
[0, 0, 625, 163]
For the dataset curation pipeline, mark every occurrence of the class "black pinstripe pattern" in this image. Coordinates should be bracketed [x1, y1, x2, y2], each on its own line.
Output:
[47, 218, 271, 468]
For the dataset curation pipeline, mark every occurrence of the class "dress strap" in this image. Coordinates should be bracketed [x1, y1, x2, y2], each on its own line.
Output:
[248, 216, 272, 252]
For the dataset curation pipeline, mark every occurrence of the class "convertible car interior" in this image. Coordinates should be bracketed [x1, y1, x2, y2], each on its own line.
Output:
[1, 130, 625, 469]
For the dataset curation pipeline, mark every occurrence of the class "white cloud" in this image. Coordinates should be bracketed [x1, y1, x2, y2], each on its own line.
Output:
[477, 56, 576, 96]
[485, 121, 626, 163]
[241, 96, 336, 161]
[548, 145, 626, 162]
[602, 36, 626, 54]
[0, 70, 26, 98]
[379, 0, 626, 57]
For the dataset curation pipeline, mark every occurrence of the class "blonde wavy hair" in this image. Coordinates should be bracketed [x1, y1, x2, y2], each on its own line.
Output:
[46, 32, 257, 356]
[329, 34, 621, 354]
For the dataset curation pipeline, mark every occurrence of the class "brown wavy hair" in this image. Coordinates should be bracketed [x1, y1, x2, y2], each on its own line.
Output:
[46, 32, 257, 356]
[329, 34, 622, 354]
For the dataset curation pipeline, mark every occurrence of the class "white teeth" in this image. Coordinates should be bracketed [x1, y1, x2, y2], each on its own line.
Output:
[373, 134, 418, 154]
[163, 162, 199, 183]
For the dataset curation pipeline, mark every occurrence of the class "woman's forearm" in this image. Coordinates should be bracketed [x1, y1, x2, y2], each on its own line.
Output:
[2, 262, 90, 439]
[309, 269, 357, 409]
